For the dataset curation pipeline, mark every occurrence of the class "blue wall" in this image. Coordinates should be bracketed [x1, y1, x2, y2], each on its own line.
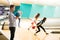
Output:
[43, 6, 55, 18]
[30, 4, 44, 18]
[15, 3, 60, 18]
[20, 3, 32, 18]
[54, 7, 60, 18]
[14, 6, 20, 13]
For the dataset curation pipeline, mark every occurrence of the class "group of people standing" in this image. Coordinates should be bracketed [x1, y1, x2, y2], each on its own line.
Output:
[9, 5, 48, 40]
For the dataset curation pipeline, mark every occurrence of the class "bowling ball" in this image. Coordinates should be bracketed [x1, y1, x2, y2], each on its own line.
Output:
[32, 26, 35, 29]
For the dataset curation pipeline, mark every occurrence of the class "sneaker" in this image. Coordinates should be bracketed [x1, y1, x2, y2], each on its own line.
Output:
[34, 33, 37, 36]
[46, 33, 48, 35]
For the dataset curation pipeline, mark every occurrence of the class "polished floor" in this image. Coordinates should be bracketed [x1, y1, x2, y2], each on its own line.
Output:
[0, 28, 60, 40]
[0, 19, 60, 40]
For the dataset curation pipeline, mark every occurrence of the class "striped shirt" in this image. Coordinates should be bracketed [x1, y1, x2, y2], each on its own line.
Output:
[37, 20, 45, 27]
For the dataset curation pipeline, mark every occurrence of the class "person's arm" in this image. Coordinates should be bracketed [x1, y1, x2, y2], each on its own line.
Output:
[37, 20, 43, 26]
[16, 16, 19, 19]
[10, 14, 18, 24]
[28, 20, 35, 30]
[12, 14, 19, 19]
[18, 11, 22, 18]
[18, 11, 22, 15]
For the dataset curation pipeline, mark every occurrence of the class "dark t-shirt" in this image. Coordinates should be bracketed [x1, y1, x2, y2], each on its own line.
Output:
[37, 20, 45, 27]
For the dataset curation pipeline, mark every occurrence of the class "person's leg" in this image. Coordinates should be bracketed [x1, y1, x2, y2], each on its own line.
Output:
[11, 27, 15, 40]
[34, 26, 40, 36]
[9, 27, 16, 40]
[40, 26, 46, 32]
[40, 26, 48, 35]
[36, 27, 40, 33]
[9, 27, 12, 40]
[18, 18, 20, 27]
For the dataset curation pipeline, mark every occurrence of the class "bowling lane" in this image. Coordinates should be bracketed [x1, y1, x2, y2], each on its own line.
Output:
[0, 18, 60, 40]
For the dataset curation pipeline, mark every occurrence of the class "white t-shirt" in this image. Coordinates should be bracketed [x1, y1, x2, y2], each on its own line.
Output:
[8, 12, 16, 27]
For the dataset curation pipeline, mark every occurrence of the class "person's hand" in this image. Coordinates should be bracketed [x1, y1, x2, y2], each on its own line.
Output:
[16, 16, 19, 19]
[35, 29, 37, 31]
[18, 11, 22, 15]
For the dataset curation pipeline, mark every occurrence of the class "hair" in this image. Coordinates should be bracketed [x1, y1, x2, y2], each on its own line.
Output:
[43, 17, 47, 21]
[10, 5, 15, 9]
[35, 13, 40, 19]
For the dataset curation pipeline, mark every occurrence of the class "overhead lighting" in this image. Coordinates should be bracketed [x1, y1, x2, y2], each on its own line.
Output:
[6, 0, 13, 5]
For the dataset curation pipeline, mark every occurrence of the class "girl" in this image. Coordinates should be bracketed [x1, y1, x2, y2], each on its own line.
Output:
[34, 17, 48, 35]
[28, 13, 40, 31]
